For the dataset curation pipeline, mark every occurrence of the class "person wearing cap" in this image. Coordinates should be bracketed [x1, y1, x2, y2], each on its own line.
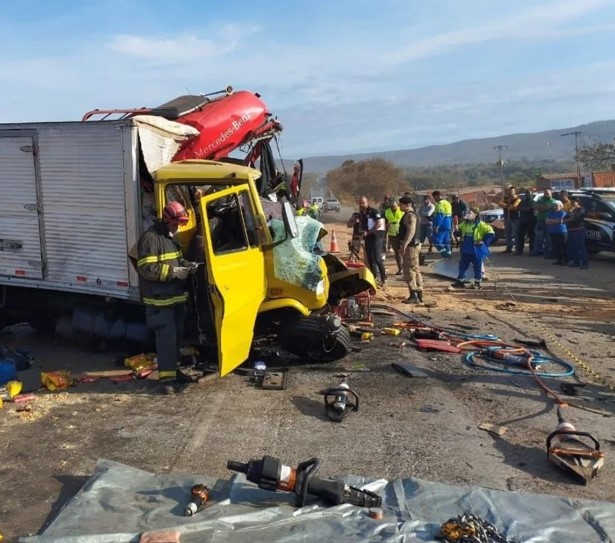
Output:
[398, 196, 424, 304]
[384, 197, 404, 274]
[498, 186, 521, 254]
[137, 200, 199, 395]
[418, 195, 435, 253]
[451, 194, 468, 247]
[431, 191, 453, 257]
[452, 208, 495, 289]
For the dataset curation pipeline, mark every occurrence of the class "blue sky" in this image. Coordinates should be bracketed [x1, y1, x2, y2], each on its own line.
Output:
[1, 0, 615, 158]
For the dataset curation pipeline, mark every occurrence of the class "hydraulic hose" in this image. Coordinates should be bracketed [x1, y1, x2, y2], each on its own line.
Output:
[372, 304, 499, 341]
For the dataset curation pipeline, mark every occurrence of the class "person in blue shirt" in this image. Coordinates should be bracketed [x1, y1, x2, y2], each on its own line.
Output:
[545, 200, 568, 265]
[564, 197, 588, 269]
[452, 209, 495, 289]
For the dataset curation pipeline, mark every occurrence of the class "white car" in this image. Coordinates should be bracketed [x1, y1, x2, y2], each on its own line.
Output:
[323, 199, 341, 212]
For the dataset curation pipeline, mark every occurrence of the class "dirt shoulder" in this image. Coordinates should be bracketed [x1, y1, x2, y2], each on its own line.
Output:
[1, 211, 615, 542]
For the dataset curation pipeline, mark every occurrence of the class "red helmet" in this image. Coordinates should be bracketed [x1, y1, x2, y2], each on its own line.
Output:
[163, 201, 189, 226]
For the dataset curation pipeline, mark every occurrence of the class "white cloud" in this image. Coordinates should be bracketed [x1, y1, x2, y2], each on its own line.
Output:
[107, 24, 259, 63]
[386, 0, 614, 65]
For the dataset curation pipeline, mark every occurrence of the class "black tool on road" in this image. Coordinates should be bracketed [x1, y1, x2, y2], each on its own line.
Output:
[320, 377, 359, 422]
[227, 455, 382, 508]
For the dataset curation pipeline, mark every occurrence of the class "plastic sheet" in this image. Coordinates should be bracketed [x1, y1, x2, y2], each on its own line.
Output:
[270, 216, 325, 291]
[20, 459, 615, 543]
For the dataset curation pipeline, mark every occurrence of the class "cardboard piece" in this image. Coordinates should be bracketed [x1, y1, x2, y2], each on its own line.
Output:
[479, 423, 508, 437]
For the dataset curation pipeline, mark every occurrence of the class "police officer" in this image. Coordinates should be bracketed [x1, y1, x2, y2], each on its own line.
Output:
[137, 201, 198, 395]
[398, 196, 424, 304]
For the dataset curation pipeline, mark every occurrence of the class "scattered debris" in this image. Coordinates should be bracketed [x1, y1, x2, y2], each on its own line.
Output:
[478, 423, 508, 437]
[415, 339, 462, 354]
[261, 371, 287, 390]
[40, 371, 73, 391]
[391, 362, 429, 378]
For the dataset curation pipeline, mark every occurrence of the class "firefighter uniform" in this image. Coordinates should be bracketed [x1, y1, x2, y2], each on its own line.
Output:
[455, 216, 495, 287]
[137, 219, 189, 382]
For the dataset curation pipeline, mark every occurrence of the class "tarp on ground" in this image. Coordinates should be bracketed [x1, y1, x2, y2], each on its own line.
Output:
[20, 459, 615, 543]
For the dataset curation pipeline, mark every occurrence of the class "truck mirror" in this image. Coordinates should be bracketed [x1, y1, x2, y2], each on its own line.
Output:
[282, 201, 299, 238]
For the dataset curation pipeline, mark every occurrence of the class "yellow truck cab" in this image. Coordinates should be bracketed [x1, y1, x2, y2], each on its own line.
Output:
[153, 160, 376, 376]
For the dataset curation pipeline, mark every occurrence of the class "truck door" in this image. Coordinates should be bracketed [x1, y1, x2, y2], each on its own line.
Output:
[199, 187, 266, 376]
[0, 132, 44, 279]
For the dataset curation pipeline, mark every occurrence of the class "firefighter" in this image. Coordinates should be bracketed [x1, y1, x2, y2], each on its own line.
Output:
[452, 209, 495, 289]
[431, 191, 453, 257]
[137, 201, 199, 395]
[307, 200, 321, 220]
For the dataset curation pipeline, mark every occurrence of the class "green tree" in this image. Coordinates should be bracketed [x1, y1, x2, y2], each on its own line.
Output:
[578, 142, 615, 170]
[326, 158, 408, 203]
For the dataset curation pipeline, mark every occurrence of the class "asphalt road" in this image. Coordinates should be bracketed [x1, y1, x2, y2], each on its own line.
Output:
[1, 210, 615, 542]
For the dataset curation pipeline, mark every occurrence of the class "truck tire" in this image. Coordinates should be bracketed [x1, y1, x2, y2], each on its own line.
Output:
[278, 316, 351, 362]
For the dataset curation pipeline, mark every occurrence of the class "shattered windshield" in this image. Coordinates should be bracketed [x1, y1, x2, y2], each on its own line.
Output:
[269, 216, 325, 291]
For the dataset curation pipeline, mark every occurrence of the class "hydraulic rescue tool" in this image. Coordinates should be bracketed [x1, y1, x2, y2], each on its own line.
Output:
[184, 484, 210, 516]
[320, 377, 359, 422]
[546, 405, 604, 484]
[227, 455, 382, 508]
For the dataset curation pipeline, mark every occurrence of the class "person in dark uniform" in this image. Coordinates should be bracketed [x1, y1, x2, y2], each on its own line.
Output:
[357, 195, 387, 286]
[137, 201, 199, 395]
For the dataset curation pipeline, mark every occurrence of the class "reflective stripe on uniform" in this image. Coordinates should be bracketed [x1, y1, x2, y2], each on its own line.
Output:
[158, 370, 177, 380]
[142, 293, 188, 307]
[137, 251, 182, 267]
[160, 263, 171, 282]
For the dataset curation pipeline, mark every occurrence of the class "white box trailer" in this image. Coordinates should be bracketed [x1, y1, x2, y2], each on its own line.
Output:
[0, 116, 196, 339]
[0, 120, 142, 300]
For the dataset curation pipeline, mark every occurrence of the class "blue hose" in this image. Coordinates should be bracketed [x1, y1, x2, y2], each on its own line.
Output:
[463, 351, 575, 377]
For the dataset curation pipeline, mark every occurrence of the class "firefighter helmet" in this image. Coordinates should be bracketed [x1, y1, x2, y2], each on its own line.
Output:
[163, 201, 189, 225]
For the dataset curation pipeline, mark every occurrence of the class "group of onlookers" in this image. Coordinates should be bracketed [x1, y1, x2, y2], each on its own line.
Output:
[499, 187, 588, 268]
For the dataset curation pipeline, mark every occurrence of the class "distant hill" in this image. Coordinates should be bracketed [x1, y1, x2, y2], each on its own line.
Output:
[291, 120, 615, 175]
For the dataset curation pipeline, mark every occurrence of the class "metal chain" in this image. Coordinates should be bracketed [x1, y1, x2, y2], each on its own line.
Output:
[439, 513, 512, 543]
[484, 256, 615, 392]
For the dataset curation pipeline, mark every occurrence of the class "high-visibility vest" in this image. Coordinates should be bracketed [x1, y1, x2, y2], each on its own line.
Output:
[384, 207, 404, 236]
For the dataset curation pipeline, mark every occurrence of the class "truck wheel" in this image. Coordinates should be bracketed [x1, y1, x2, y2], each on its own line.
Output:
[278, 316, 351, 362]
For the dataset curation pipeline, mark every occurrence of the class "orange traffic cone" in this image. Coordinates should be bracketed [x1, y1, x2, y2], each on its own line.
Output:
[329, 230, 340, 253]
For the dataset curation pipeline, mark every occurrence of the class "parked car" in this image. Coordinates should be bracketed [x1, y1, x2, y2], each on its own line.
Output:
[568, 189, 615, 254]
[478, 208, 504, 242]
[323, 198, 341, 212]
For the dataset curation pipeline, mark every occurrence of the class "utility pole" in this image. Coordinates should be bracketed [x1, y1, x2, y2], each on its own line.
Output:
[494, 145, 508, 193]
[561, 131, 582, 188]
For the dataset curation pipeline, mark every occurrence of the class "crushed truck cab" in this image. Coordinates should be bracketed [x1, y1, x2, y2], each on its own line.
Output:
[153, 160, 376, 376]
